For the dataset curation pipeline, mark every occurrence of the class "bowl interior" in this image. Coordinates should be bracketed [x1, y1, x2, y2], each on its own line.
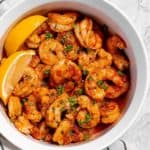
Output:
[0, 0, 148, 150]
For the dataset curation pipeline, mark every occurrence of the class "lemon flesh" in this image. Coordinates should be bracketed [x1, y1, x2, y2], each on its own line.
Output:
[4, 15, 47, 56]
[0, 50, 35, 105]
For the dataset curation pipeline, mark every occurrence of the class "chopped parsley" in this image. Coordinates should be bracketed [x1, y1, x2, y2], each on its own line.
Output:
[64, 44, 73, 52]
[78, 120, 84, 126]
[88, 76, 93, 81]
[44, 69, 50, 76]
[68, 97, 77, 109]
[56, 85, 64, 96]
[78, 113, 92, 126]
[76, 89, 84, 95]
[83, 70, 89, 76]
[45, 32, 53, 39]
[101, 83, 108, 91]
[97, 80, 108, 91]
[97, 80, 104, 86]
[85, 113, 91, 123]
[21, 98, 27, 105]
[118, 70, 124, 76]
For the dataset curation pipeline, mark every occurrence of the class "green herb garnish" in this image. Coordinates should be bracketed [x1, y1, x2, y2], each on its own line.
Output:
[78, 120, 84, 126]
[83, 70, 89, 76]
[56, 85, 64, 96]
[97, 80, 108, 91]
[21, 98, 27, 105]
[88, 76, 93, 81]
[76, 89, 84, 95]
[118, 70, 124, 76]
[85, 113, 91, 123]
[68, 97, 77, 109]
[64, 44, 73, 52]
[97, 80, 104, 86]
[101, 83, 108, 91]
[45, 32, 53, 39]
[44, 69, 50, 75]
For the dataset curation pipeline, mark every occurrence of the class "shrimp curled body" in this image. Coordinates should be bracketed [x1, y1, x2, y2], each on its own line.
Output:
[46, 93, 70, 128]
[85, 67, 129, 101]
[39, 39, 65, 66]
[74, 17, 102, 49]
[13, 67, 40, 97]
[101, 101, 120, 124]
[51, 59, 82, 85]
[106, 35, 129, 70]
[48, 12, 78, 32]
[76, 95, 100, 128]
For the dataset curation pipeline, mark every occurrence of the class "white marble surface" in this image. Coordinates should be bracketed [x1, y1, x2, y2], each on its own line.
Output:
[0, 0, 150, 150]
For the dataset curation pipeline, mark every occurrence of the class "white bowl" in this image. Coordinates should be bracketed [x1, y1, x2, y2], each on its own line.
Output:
[0, 0, 149, 150]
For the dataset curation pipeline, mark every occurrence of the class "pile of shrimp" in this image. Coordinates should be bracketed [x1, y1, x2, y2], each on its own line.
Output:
[6, 11, 130, 145]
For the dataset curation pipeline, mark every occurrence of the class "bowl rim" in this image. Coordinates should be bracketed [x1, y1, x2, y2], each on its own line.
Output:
[0, 0, 149, 150]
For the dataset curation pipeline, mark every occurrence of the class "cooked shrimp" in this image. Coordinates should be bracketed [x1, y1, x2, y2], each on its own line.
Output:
[26, 22, 53, 49]
[106, 35, 129, 70]
[35, 64, 51, 80]
[13, 67, 40, 97]
[78, 49, 97, 70]
[113, 53, 129, 70]
[106, 34, 126, 54]
[31, 122, 51, 141]
[14, 115, 33, 135]
[8, 96, 22, 120]
[48, 12, 78, 32]
[33, 87, 57, 117]
[78, 48, 112, 72]
[23, 95, 42, 123]
[53, 119, 73, 145]
[51, 59, 82, 85]
[34, 22, 50, 34]
[74, 17, 102, 49]
[46, 93, 70, 128]
[26, 33, 41, 49]
[76, 96, 100, 128]
[85, 67, 129, 101]
[101, 101, 120, 124]
[29, 55, 40, 68]
[57, 31, 79, 60]
[39, 39, 64, 65]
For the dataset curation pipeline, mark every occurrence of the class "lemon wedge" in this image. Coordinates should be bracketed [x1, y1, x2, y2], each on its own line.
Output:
[4, 15, 47, 56]
[0, 50, 35, 105]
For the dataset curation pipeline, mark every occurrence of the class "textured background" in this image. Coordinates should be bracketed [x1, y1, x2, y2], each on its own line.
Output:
[0, 0, 150, 149]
